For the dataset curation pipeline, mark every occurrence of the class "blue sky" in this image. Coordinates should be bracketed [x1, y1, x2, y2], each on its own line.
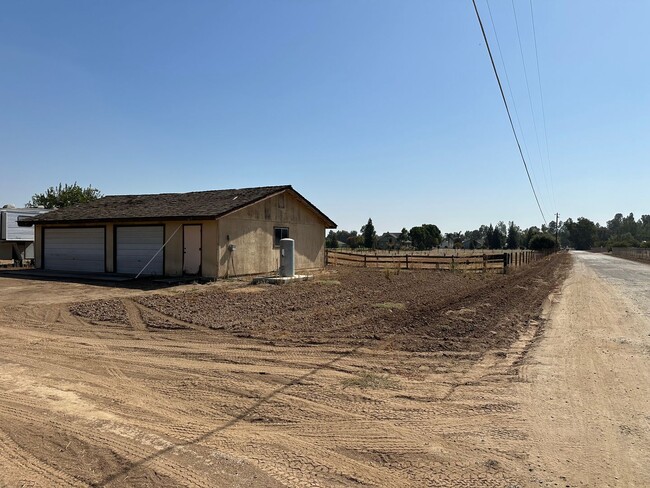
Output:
[1, 1, 648, 234]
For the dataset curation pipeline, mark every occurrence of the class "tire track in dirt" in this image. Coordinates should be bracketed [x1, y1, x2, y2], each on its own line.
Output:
[121, 298, 147, 332]
[0, 430, 87, 488]
[0, 400, 248, 488]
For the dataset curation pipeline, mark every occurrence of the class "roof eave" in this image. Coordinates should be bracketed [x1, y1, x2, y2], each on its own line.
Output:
[27, 215, 220, 226]
[284, 188, 337, 228]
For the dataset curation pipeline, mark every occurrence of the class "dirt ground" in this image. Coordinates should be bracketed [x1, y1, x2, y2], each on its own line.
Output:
[517, 252, 650, 487]
[0, 254, 574, 487]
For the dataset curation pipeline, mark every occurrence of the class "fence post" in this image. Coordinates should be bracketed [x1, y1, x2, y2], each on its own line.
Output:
[483, 254, 487, 273]
[405, 255, 409, 270]
[503, 253, 508, 274]
[364, 255, 367, 268]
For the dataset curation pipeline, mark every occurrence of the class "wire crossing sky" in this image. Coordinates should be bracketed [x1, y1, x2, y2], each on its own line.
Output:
[472, 0, 548, 225]
[1, 1, 648, 234]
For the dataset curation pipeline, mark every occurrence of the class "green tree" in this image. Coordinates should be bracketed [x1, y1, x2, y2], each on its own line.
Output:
[397, 228, 410, 248]
[522, 226, 540, 249]
[360, 218, 377, 249]
[325, 230, 339, 249]
[347, 231, 362, 249]
[622, 212, 637, 237]
[493, 228, 504, 249]
[528, 233, 556, 250]
[506, 221, 520, 249]
[409, 224, 441, 250]
[606, 232, 639, 248]
[334, 230, 351, 244]
[565, 217, 597, 250]
[485, 225, 494, 249]
[607, 213, 624, 237]
[486, 224, 503, 249]
[594, 223, 609, 247]
[409, 226, 426, 250]
[28, 182, 102, 209]
[639, 215, 650, 241]
[463, 228, 484, 249]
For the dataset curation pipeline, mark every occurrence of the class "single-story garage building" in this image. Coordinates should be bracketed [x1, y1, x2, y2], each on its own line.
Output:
[22, 185, 336, 278]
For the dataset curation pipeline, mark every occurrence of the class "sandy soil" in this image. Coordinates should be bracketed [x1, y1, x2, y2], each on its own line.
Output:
[0, 254, 585, 487]
[517, 252, 650, 487]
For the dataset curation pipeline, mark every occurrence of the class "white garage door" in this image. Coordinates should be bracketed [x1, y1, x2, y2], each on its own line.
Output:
[43, 228, 105, 273]
[115, 226, 164, 276]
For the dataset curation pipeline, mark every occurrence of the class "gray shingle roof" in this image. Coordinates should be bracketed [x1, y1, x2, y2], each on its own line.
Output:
[24, 185, 336, 227]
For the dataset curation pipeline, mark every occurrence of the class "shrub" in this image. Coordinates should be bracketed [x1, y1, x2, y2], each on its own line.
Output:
[528, 233, 556, 251]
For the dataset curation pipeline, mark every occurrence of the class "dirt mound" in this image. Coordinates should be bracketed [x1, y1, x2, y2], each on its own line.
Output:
[69, 298, 129, 325]
[379, 253, 569, 352]
[133, 253, 569, 353]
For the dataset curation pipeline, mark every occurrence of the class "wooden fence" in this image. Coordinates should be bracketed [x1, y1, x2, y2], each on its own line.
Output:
[611, 247, 650, 263]
[326, 250, 543, 273]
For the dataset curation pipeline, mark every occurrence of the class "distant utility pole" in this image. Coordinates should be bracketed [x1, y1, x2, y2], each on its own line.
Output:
[555, 213, 560, 248]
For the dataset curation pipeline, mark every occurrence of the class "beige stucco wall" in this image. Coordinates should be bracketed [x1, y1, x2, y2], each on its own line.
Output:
[217, 192, 326, 278]
[162, 221, 219, 277]
[164, 223, 183, 276]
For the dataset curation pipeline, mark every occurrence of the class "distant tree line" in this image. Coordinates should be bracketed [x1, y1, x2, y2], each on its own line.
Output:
[561, 213, 650, 250]
[326, 212, 650, 252]
[326, 219, 443, 251]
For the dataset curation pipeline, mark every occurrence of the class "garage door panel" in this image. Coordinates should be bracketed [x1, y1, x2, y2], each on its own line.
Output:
[116, 226, 164, 275]
[44, 228, 105, 273]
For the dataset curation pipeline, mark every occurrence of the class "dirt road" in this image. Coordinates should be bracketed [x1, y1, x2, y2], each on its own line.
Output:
[518, 251, 650, 487]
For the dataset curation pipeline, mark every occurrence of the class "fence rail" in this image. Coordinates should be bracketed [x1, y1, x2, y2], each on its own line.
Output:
[611, 247, 650, 262]
[326, 249, 544, 273]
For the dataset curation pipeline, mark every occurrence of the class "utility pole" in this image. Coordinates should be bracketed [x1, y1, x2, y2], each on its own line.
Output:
[555, 213, 560, 249]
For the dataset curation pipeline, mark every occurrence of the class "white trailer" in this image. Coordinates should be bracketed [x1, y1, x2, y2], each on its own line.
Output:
[0, 207, 49, 264]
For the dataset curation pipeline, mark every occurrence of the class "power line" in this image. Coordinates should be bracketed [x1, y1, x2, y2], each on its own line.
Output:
[511, 0, 550, 218]
[471, 0, 547, 224]
[530, 0, 557, 213]
[484, 0, 534, 173]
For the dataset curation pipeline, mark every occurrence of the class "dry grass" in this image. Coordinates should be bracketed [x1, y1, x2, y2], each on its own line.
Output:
[315, 280, 341, 286]
[341, 371, 400, 390]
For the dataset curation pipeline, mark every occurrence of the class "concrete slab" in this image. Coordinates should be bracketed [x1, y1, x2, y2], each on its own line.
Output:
[152, 276, 213, 285]
[252, 274, 313, 285]
[0, 269, 134, 282]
